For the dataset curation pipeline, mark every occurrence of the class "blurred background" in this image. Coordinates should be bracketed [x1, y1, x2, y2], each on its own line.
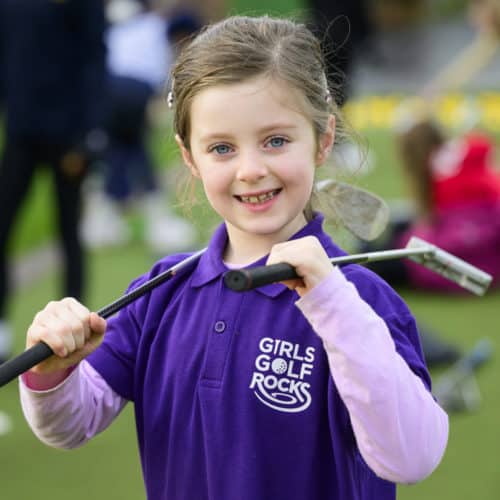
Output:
[0, 0, 499, 498]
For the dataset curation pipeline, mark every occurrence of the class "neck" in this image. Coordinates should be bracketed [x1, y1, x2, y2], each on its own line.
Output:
[223, 237, 272, 266]
[223, 217, 308, 266]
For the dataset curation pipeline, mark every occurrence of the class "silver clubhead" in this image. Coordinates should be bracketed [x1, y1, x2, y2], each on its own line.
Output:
[315, 179, 390, 241]
[406, 237, 493, 296]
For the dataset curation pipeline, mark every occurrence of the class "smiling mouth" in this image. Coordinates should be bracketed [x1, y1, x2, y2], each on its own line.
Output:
[236, 189, 282, 204]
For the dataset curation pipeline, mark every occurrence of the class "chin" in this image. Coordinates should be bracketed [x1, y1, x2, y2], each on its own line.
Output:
[237, 215, 306, 239]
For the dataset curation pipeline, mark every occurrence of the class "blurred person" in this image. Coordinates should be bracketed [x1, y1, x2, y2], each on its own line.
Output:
[368, 123, 500, 292]
[81, 0, 200, 253]
[0, 0, 108, 363]
[20, 16, 447, 499]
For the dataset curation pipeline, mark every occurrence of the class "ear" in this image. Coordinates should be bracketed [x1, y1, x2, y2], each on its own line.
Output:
[175, 134, 200, 178]
[316, 114, 336, 166]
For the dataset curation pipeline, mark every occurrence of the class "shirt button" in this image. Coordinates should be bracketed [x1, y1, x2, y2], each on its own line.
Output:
[214, 320, 226, 333]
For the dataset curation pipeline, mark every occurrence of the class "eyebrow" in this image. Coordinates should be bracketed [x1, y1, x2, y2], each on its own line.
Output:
[198, 123, 298, 143]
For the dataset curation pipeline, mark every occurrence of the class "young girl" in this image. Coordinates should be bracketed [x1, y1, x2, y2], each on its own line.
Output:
[20, 15, 448, 500]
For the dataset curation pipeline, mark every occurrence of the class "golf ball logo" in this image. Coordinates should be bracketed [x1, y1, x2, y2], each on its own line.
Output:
[271, 358, 288, 374]
[249, 337, 315, 413]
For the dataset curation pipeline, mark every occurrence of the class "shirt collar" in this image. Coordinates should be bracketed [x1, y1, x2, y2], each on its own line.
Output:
[190, 213, 344, 297]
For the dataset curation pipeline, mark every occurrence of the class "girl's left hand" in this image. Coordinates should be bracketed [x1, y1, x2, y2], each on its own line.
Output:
[266, 236, 333, 297]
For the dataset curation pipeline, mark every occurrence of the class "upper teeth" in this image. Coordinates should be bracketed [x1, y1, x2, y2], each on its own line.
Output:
[240, 191, 277, 203]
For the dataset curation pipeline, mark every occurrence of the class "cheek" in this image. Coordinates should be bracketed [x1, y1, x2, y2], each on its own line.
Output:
[198, 168, 231, 199]
[287, 155, 317, 185]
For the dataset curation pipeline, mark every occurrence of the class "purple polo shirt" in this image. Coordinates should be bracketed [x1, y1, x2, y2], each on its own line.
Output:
[87, 214, 429, 500]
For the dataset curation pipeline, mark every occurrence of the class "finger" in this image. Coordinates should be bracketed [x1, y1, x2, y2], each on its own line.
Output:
[281, 278, 304, 291]
[52, 302, 87, 350]
[89, 312, 107, 336]
[62, 297, 93, 341]
[267, 237, 318, 267]
[27, 323, 71, 358]
[32, 302, 85, 352]
[37, 312, 78, 357]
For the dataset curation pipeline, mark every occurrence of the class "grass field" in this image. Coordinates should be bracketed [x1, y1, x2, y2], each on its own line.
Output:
[1, 1, 499, 499]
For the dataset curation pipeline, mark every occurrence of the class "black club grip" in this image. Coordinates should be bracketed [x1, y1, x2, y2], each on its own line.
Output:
[224, 263, 299, 291]
[0, 342, 53, 387]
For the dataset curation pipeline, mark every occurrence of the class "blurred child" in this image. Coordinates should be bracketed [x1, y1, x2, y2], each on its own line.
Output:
[396, 123, 500, 291]
[361, 118, 500, 294]
[20, 16, 448, 499]
[81, 1, 200, 253]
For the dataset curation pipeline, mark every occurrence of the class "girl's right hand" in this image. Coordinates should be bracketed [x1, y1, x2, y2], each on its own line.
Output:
[26, 297, 107, 375]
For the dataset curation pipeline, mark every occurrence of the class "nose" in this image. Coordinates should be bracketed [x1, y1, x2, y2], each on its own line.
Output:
[236, 150, 268, 183]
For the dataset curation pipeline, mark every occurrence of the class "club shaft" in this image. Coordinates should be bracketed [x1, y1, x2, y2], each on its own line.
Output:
[0, 249, 205, 388]
[224, 247, 434, 291]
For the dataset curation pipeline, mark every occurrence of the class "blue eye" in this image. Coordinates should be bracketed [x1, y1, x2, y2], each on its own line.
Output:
[211, 144, 232, 155]
[267, 136, 288, 148]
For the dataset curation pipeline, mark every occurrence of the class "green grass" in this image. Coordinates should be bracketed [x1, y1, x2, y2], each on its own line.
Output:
[230, 0, 305, 16]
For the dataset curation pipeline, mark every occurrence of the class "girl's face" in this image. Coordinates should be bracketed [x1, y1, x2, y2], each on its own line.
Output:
[177, 76, 335, 260]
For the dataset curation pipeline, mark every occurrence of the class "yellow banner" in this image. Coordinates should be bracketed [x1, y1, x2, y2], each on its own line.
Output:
[344, 93, 500, 131]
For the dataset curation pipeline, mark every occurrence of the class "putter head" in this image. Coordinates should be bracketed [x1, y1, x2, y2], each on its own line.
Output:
[433, 339, 493, 413]
[405, 237, 493, 296]
[314, 180, 390, 241]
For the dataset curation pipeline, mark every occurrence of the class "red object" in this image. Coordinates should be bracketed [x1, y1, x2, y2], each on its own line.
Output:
[397, 132, 500, 293]
[430, 133, 500, 209]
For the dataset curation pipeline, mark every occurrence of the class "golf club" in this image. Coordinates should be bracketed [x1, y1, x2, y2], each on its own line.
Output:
[224, 236, 493, 295]
[0, 249, 205, 388]
[313, 179, 389, 241]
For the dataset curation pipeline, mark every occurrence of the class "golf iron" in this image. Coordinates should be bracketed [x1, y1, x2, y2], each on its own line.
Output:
[224, 236, 493, 294]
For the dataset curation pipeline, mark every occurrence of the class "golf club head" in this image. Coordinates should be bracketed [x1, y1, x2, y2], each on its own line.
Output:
[433, 339, 493, 413]
[405, 237, 493, 296]
[434, 372, 482, 413]
[315, 179, 390, 241]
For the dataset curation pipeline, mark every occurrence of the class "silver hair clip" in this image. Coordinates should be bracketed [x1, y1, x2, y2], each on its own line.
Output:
[325, 89, 332, 104]
[167, 91, 174, 109]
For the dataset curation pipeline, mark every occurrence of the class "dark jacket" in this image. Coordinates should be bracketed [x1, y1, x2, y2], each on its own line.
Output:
[0, 0, 108, 144]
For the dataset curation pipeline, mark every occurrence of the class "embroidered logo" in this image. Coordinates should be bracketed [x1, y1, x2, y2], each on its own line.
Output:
[249, 337, 315, 413]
